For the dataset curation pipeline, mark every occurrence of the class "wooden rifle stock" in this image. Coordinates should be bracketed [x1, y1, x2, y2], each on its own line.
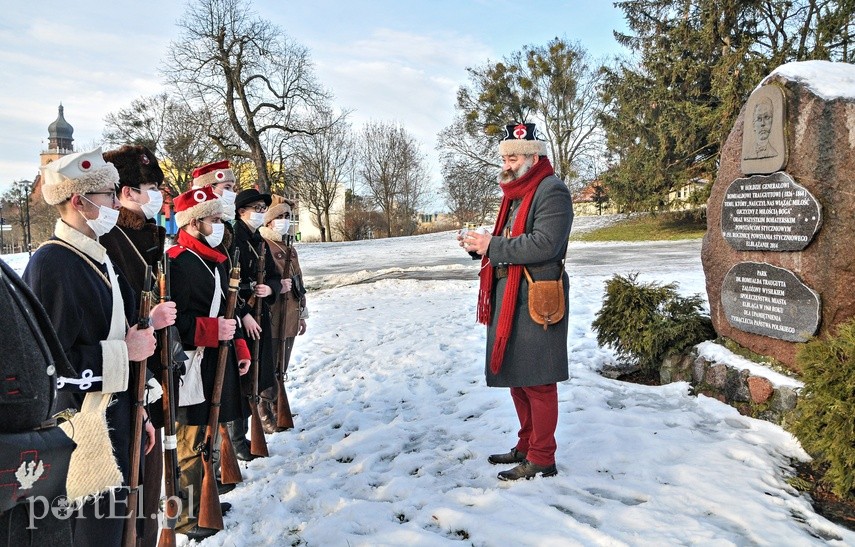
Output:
[249, 242, 269, 457]
[276, 238, 294, 430]
[198, 251, 241, 531]
[123, 265, 153, 547]
[157, 255, 178, 547]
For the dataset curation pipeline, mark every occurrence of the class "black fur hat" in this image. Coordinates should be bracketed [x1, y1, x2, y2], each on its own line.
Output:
[103, 144, 164, 189]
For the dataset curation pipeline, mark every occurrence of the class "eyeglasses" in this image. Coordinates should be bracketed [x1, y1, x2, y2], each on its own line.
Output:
[86, 192, 118, 204]
[249, 204, 268, 213]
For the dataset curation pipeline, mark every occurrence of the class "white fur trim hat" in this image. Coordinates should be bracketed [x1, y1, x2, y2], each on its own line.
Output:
[173, 186, 223, 228]
[498, 123, 548, 157]
[40, 147, 119, 205]
[191, 160, 235, 188]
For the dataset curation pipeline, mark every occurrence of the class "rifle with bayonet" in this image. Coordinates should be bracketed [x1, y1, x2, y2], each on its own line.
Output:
[197, 250, 242, 531]
[123, 265, 153, 547]
[249, 241, 270, 457]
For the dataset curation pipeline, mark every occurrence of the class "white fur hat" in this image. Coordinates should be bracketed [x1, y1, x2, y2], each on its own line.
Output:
[40, 147, 119, 205]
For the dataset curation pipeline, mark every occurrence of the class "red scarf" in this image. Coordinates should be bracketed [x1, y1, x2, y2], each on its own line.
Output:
[477, 157, 554, 374]
[169, 229, 227, 264]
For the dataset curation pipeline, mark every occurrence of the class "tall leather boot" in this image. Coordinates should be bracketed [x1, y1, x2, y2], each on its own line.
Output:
[258, 388, 277, 434]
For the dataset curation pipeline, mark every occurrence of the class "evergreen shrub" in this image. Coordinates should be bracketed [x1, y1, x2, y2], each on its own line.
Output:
[592, 273, 715, 374]
[792, 319, 855, 499]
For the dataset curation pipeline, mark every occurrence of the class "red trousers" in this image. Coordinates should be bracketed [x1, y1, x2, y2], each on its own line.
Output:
[510, 384, 558, 467]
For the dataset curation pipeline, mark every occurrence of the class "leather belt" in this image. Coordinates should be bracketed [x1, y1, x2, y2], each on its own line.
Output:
[494, 262, 561, 280]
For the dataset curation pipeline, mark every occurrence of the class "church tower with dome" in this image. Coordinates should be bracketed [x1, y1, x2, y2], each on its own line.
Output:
[40, 103, 74, 166]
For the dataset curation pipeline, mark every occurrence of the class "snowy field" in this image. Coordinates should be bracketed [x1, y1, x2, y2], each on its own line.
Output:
[2, 215, 851, 546]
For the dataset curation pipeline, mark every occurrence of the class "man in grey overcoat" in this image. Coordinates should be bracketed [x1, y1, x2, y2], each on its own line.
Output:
[460, 122, 573, 481]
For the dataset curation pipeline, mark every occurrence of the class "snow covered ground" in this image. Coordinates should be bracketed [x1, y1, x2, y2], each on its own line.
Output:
[2, 216, 851, 546]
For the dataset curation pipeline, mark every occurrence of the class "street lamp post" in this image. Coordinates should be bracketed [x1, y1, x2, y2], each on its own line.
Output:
[24, 185, 32, 257]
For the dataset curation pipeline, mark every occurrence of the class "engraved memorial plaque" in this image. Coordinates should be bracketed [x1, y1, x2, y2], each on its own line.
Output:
[721, 172, 821, 251]
[721, 262, 820, 342]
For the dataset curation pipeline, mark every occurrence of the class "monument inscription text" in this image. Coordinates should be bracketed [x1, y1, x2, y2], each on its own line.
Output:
[721, 172, 821, 252]
[721, 262, 820, 342]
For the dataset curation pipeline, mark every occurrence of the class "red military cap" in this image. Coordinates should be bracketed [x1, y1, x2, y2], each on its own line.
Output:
[191, 160, 235, 188]
[173, 186, 223, 228]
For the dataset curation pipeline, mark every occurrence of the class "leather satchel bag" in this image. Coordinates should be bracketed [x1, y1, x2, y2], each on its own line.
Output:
[524, 266, 565, 330]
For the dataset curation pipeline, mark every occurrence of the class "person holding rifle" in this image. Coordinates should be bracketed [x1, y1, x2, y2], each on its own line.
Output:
[259, 199, 307, 432]
[167, 187, 251, 541]
[99, 145, 177, 547]
[230, 189, 283, 459]
[23, 148, 158, 546]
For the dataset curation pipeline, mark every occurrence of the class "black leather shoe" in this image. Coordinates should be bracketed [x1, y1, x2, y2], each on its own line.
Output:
[497, 460, 558, 481]
[220, 502, 232, 516]
[217, 480, 236, 495]
[234, 444, 257, 461]
[488, 447, 527, 465]
[183, 525, 219, 541]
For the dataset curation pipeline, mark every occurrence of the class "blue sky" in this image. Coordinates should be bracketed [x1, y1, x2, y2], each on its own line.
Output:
[0, 0, 627, 196]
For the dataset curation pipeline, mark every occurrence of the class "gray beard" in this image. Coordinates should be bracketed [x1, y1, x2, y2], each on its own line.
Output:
[498, 157, 535, 184]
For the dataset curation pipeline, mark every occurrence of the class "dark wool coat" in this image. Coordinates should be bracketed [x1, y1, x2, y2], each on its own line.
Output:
[23, 233, 137, 483]
[168, 244, 247, 426]
[100, 207, 171, 427]
[23, 228, 138, 545]
[234, 219, 281, 394]
[485, 174, 574, 388]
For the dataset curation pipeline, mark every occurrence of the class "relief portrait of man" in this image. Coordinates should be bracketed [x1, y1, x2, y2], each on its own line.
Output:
[741, 85, 786, 175]
[746, 97, 778, 160]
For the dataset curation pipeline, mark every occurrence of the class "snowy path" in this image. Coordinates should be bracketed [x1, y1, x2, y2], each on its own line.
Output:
[3, 222, 851, 545]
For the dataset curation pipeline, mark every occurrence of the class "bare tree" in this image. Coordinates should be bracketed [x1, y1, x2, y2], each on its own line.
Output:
[290, 110, 353, 242]
[103, 93, 220, 194]
[359, 121, 429, 238]
[163, 0, 331, 193]
[334, 189, 381, 241]
[437, 118, 501, 225]
[1, 180, 54, 250]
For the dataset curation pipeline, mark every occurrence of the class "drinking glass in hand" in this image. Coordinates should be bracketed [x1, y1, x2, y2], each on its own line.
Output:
[458, 227, 482, 260]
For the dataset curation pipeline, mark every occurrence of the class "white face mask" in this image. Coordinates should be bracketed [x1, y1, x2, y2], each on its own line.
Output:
[80, 196, 119, 237]
[271, 218, 291, 235]
[221, 204, 236, 222]
[218, 189, 236, 206]
[245, 212, 265, 231]
[138, 189, 163, 220]
[201, 221, 225, 248]
[218, 189, 237, 221]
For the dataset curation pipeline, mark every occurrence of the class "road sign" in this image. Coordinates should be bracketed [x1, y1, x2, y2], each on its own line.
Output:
[0, 225, 11, 232]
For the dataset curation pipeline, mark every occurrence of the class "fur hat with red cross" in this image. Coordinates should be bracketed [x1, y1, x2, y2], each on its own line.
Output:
[173, 186, 223, 228]
[498, 122, 547, 157]
[191, 159, 235, 188]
